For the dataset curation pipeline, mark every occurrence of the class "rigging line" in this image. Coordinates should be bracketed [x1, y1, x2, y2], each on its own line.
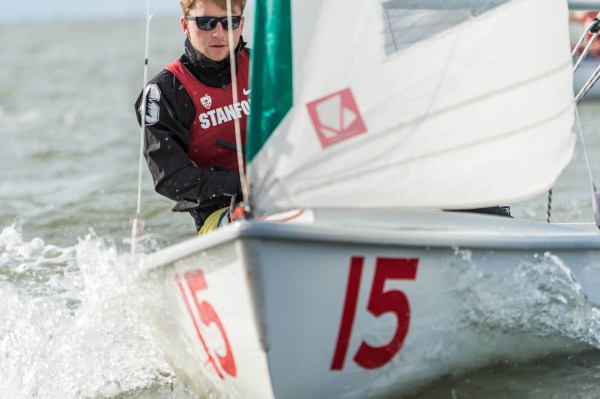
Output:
[572, 12, 600, 72]
[226, 0, 251, 213]
[573, 32, 600, 72]
[573, 105, 600, 228]
[384, 7, 399, 52]
[574, 106, 595, 187]
[132, 0, 152, 254]
[575, 62, 600, 103]
[546, 188, 552, 223]
[574, 14, 600, 102]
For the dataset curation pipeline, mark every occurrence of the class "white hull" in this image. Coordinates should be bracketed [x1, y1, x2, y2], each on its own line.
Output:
[142, 210, 600, 398]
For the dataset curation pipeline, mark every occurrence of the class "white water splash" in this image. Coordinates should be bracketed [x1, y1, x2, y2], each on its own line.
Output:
[452, 248, 600, 348]
[0, 225, 198, 399]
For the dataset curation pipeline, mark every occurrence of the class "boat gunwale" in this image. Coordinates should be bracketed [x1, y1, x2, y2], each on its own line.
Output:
[143, 214, 600, 271]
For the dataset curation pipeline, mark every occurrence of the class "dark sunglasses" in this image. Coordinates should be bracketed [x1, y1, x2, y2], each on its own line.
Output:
[185, 15, 242, 30]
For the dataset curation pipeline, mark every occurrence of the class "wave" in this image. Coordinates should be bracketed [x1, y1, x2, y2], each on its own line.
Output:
[0, 225, 187, 399]
[452, 247, 600, 349]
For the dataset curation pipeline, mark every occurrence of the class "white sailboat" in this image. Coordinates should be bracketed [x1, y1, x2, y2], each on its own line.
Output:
[140, 0, 600, 398]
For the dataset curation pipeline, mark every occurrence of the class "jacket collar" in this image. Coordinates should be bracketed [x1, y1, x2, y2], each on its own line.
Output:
[180, 37, 247, 90]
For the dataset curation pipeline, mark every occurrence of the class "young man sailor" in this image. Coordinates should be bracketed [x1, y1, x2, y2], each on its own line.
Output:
[135, 0, 249, 234]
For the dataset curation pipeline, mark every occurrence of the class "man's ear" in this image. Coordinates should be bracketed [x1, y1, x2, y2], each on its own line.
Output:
[180, 16, 190, 35]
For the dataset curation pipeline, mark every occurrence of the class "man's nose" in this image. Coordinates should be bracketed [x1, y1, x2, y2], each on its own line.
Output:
[212, 22, 226, 36]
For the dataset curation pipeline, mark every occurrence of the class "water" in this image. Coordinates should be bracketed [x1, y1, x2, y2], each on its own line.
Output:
[3, 16, 600, 399]
[0, 16, 197, 399]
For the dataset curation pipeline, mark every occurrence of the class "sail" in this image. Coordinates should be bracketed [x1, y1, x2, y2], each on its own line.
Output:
[247, 0, 576, 212]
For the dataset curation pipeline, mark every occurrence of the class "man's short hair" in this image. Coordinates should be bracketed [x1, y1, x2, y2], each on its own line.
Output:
[180, 0, 247, 16]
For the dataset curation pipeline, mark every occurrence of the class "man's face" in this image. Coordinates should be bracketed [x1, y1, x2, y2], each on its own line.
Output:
[182, 1, 245, 62]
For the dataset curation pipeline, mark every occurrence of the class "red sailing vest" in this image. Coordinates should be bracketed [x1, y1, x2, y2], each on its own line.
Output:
[166, 51, 250, 170]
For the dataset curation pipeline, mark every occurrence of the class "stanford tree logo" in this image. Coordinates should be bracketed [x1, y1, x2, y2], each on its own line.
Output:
[200, 94, 212, 110]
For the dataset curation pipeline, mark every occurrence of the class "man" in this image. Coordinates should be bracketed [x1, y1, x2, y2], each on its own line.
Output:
[135, 0, 249, 234]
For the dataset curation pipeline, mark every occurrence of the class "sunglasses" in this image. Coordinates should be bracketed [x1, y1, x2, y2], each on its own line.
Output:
[185, 15, 242, 30]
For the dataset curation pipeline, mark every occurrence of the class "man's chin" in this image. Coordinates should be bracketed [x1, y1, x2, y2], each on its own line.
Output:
[208, 49, 229, 62]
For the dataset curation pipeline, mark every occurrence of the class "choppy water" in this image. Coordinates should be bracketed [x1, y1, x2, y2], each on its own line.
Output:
[3, 15, 600, 399]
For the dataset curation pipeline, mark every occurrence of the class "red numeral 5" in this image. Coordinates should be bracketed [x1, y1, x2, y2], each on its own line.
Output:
[176, 269, 237, 378]
[331, 257, 419, 371]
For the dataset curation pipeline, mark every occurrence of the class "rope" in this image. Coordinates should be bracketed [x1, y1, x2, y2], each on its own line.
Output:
[574, 13, 600, 102]
[572, 12, 600, 72]
[546, 188, 552, 223]
[225, 0, 251, 215]
[131, 0, 152, 254]
[574, 104, 600, 229]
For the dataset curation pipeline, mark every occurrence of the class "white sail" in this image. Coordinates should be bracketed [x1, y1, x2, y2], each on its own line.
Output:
[247, 0, 576, 212]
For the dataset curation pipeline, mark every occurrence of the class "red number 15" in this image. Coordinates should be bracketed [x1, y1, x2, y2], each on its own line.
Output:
[330, 256, 419, 370]
[176, 269, 237, 379]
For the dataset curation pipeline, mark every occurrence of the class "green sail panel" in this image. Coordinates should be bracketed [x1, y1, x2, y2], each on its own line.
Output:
[247, 0, 293, 163]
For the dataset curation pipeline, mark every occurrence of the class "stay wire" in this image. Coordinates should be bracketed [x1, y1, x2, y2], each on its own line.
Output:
[575, 62, 600, 103]
[570, 14, 600, 227]
[573, 105, 600, 228]
[132, 0, 152, 253]
[572, 12, 600, 72]
[574, 13, 600, 103]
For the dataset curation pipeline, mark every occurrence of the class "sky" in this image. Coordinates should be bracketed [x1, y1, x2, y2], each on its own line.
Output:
[0, 0, 182, 23]
[0, 0, 255, 24]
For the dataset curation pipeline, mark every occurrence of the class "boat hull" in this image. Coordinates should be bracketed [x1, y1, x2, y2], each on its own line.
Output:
[143, 211, 600, 398]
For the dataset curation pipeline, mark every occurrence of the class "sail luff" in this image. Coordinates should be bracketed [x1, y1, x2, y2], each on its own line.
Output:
[247, 0, 293, 163]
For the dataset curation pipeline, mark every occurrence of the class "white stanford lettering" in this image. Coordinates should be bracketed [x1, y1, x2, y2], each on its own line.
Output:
[199, 100, 251, 129]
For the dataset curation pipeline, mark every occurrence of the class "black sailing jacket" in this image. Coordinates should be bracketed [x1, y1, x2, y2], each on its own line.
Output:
[135, 38, 249, 231]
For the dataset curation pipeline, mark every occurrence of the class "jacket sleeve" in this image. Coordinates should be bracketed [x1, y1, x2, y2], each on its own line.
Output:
[134, 70, 242, 211]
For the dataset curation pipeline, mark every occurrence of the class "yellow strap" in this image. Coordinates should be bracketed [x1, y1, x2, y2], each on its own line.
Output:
[198, 207, 229, 236]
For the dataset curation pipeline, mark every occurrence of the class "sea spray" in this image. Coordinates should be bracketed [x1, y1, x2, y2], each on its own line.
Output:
[452, 248, 600, 349]
[0, 225, 196, 399]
